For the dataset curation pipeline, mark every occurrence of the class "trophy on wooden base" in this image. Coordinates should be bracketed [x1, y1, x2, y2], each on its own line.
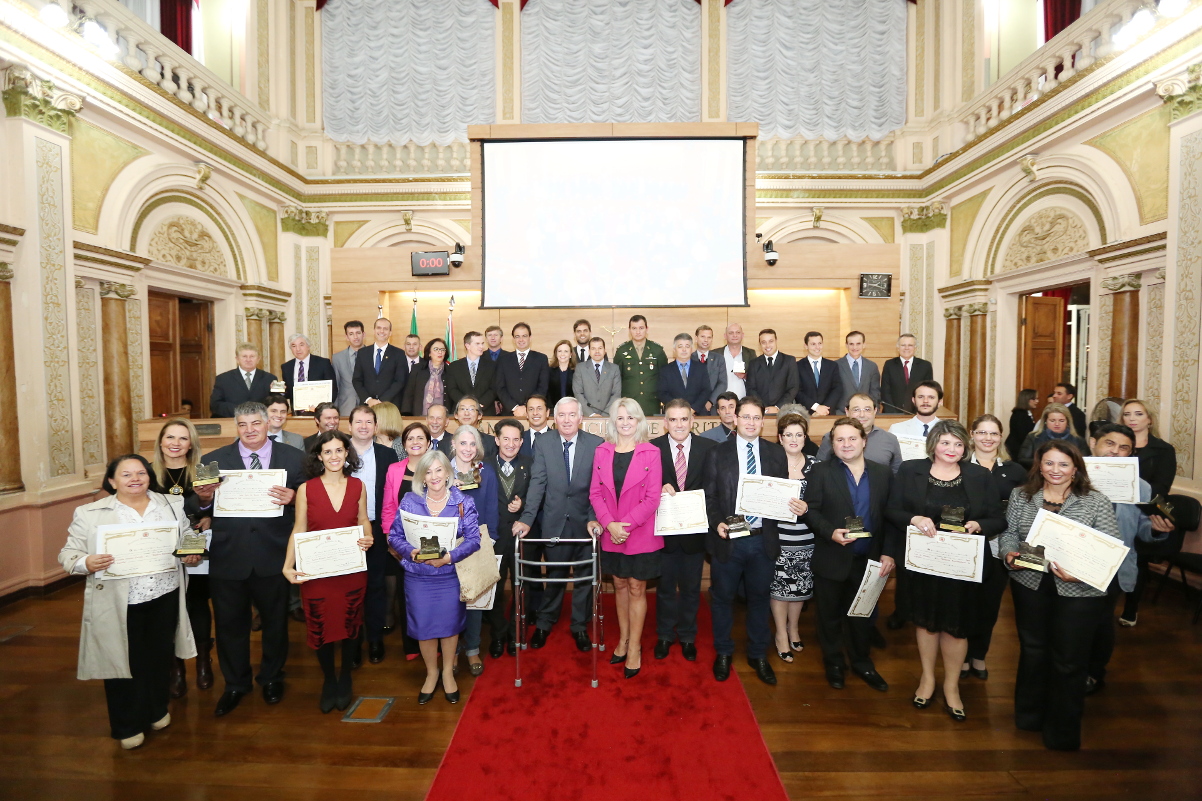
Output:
[1014, 542, 1048, 572]
[416, 536, 444, 561]
[724, 515, 750, 536]
[939, 505, 967, 532]
[192, 461, 222, 487]
[844, 516, 871, 539]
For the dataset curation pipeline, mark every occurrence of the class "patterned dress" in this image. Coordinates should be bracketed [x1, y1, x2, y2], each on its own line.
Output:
[770, 455, 817, 602]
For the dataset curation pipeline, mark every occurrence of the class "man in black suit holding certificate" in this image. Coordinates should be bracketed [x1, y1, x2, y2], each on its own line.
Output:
[352, 318, 407, 407]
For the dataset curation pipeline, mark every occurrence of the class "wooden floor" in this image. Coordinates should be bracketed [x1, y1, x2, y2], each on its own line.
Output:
[0, 581, 1200, 800]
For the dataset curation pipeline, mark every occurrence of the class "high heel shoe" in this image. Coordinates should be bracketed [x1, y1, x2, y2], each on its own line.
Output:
[610, 642, 628, 665]
[776, 649, 794, 663]
[445, 685, 460, 704]
[336, 673, 353, 711]
[943, 702, 967, 722]
[418, 676, 440, 705]
[912, 695, 932, 709]
[790, 640, 804, 652]
[320, 680, 338, 714]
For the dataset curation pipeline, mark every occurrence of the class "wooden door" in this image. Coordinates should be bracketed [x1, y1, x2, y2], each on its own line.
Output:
[1020, 295, 1065, 414]
[178, 300, 213, 418]
[147, 292, 179, 418]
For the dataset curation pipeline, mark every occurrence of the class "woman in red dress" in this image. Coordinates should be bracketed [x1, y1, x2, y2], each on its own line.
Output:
[284, 431, 373, 713]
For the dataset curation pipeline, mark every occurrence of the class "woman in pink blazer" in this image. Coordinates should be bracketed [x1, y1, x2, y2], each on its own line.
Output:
[590, 398, 663, 678]
[380, 421, 432, 660]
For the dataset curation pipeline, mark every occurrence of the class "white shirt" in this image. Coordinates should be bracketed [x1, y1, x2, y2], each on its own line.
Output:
[292, 355, 311, 383]
[889, 416, 938, 439]
[735, 434, 762, 529]
[352, 441, 377, 522]
[101, 496, 183, 604]
[242, 368, 257, 383]
[901, 358, 913, 374]
[668, 434, 693, 466]
[560, 432, 579, 480]
[725, 345, 747, 398]
[845, 354, 864, 379]
[516, 348, 530, 360]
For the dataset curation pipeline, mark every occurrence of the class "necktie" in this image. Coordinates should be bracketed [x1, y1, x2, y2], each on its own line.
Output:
[923, 423, 929, 436]
[297, 361, 305, 383]
[249, 451, 262, 470]
[852, 359, 861, 387]
[903, 360, 910, 382]
[269, 434, 277, 442]
[374, 348, 382, 374]
[768, 356, 774, 369]
[501, 460, 513, 477]
[745, 442, 758, 525]
[518, 351, 526, 371]
[244, 371, 252, 390]
[562, 440, 572, 480]
[700, 352, 706, 364]
[579, 347, 586, 362]
[595, 363, 601, 381]
[680, 363, 688, 387]
[675, 443, 687, 489]
[813, 361, 820, 385]
[470, 361, 477, 384]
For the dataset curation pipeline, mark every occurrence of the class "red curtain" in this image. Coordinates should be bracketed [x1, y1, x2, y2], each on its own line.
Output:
[1043, 0, 1081, 41]
[160, 0, 192, 54]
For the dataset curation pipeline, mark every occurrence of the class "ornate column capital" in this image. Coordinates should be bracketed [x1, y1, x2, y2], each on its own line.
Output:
[0, 263, 13, 282]
[280, 206, 329, 238]
[943, 305, 965, 319]
[244, 306, 271, 320]
[1, 65, 84, 135]
[964, 302, 989, 316]
[99, 280, 136, 299]
[267, 309, 287, 323]
[1156, 63, 1202, 122]
[901, 201, 947, 234]
[1101, 273, 1142, 293]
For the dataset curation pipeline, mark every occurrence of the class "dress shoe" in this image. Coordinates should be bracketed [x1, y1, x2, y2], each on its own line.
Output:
[885, 611, 905, 630]
[912, 695, 932, 709]
[573, 630, 592, 652]
[262, 680, 285, 705]
[855, 669, 889, 692]
[351, 641, 363, 670]
[169, 657, 187, 699]
[776, 648, 794, 664]
[251, 611, 262, 632]
[680, 642, 697, 661]
[609, 650, 627, 665]
[713, 653, 732, 682]
[790, 640, 804, 652]
[1118, 613, 1137, 627]
[418, 679, 437, 705]
[445, 687, 460, 704]
[944, 702, 967, 722]
[369, 640, 385, 664]
[624, 665, 641, 679]
[469, 659, 485, 677]
[960, 664, 971, 679]
[654, 639, 671, 660]
[195, 641, 214, 690]
[506, 637, 517, 656]
[824, 663, 845, 689]
[290, 607, 306, 623]
[530, 628, 550, 649]
[336, 673, 353, 710]
[214, 690, 247, 717]
[1085, 676, 1105, 696]
[969, 665, 989, 681]
[748, 658, 777, 685]
[382, 625, 395, 636]
[320, 681, 337, 714]
[869, 626, 887, 649]
[488, 639, 504, 658]
[120, 732, 145, 750]
[151, 712, 171, 731]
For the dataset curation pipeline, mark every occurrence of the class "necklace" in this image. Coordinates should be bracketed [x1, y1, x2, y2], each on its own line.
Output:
[427, 490, 450, 514]
[164, 466, 187, 496]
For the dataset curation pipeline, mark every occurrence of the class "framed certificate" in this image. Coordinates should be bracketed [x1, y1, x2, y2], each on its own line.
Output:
[735, 475, 802, 523]
[895, 435, 928, 462]
[294, 526, 367, 581]
[904, 526, 985, 582]
[92, 522, 180, 580]
[400, 511, 460, 553]
[848, 559, 890, 617]
[1026, 509, 1130, 592]
[1083, 457, 1140, 505]
[654, 490, 709, 536]
[293, 380, 334, 413]
[214, 469, 288, 518]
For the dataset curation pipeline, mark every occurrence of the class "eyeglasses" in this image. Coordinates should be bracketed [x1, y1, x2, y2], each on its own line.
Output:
[737, 414, 763, 422]
[972, 430, 1000, 436]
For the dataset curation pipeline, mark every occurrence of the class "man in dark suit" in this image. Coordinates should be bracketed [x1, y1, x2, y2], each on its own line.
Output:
[445, 331, 498, 412]
[512, 397, 603, 652]
[187, 401, 306, 716]
[1052, 382, 1088, 438]
[301, 402, 342, 453]
[880, 334, 934, 414]
[703, 396, 789, 686]
[281, 333, 337, 414]
[489, 418, 532, 657]
[348, 404, 398, 664]
[657, 332, 712, 415]
[795, 331, 842, 417]
[400, 334, 425, 378]
[210, 343, 277, 417]
[652, 400, 716, 662]
[518, 395, 553, 457]
[352, 318, 407, 407]
[745, 328, 800, 414]
[802, 417, 896, 692]
[437, 396, 498, 460]
[496, 322, 550, 417]
[835, 331, 882, 413]
[426, 404, 450, 452]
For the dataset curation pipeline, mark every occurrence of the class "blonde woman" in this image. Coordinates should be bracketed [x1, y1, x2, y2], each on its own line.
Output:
[1015, 403, 1087, 469]
[373, 401, 406, 459]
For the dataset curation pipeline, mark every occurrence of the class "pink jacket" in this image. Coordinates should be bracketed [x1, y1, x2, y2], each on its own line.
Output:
[381, 457, 410, 536]
[590, 442, 663, 555]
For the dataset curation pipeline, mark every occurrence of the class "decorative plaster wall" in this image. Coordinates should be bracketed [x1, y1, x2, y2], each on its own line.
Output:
[1000, 207, 1090, 271]
[74, 282, 102, 467]
[147, 215, 229, 275]
[949, 190, 989, 277]
[36, 138, 75, 477]
[1085, 105, 1171, 224]
[1170, 130, 1202, 478]
[70, 120, 149, 235]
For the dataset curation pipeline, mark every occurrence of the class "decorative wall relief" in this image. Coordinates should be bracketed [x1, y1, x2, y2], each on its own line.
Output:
[127, 297, 145, 422]
[74, 281, 102, 466]
[1170, 131, 1202, 478]
[1000, 207, 1089, 271]
[1095, 293, 1114, 404]
[306, 246, 321, 355]
[147, 215, 228, 275]
[1145, 274, 1165, 410]
[907, 244, 924, 343]
[36, 138, 75, 477]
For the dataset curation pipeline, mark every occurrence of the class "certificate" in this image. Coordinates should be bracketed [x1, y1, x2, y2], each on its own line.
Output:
[293, 380, 333, 413]
[294, 526, 367, 581]
[904, 526, 984, 583]
[467, 556, 504, 610]
[214, 469, 288, 518]
[92, 522, 180, 580]
[400, 510, 459, 553]
[655, 490, 708, 536]
[848, 559, 890, 617]
[896, 435, 928, 462]
[735, 475, 803, 523]
[1083, 457, 1140, 505]
[1026, 508, 1130, 592]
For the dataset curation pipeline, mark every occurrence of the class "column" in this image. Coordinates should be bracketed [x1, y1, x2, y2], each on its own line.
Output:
[943, 305, 964, 413]
[100, 281, 135, 457]
[269, 310, 286, 375]
[965, 303, 989, 423]
[0, 263, 21, 492]
[900, 202, 948, 364]
[1102, 275, 1141, 400]
[245, 307, 268, 369]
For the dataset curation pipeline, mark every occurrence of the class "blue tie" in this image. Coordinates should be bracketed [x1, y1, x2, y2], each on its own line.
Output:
[563, 440, 573, 481]
[813, 361, 820, 385]
[852, 359, 860, 387]
[923, 423, 929, 436]
[374, 348, 382, 374]
[745, 441, 758, 526]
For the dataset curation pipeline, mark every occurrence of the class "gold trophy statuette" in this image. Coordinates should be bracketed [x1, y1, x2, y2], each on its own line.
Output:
[844, 515, 871, 539]
[939, 505, 967, 533]
[1014, 542, 1048, 572]
[416, 536, 444, 562]
[192, 461, 222, 487]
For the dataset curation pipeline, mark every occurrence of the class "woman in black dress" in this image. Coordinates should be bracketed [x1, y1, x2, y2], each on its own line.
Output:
[546, 339, 577, 410]
[886, 420, 1004, 720]
[1006, 389, 1038, 462]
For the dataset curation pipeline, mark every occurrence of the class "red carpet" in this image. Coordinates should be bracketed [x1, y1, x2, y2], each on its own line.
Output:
[425, 592, 789, 801]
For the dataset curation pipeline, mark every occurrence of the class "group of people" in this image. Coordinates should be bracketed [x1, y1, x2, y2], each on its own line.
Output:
[64, 314, 1186, 756]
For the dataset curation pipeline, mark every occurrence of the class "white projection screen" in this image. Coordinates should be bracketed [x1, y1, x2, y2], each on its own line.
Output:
[481, 139, 747, 308]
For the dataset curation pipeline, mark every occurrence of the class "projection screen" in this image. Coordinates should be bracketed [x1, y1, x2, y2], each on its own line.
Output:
[481, 138, 747, 308]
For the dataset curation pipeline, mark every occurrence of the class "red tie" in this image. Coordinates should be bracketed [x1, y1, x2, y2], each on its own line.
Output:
[700, 352, 706, 364]
[675, 443, 687, 489]
[904, 360, 910, 382]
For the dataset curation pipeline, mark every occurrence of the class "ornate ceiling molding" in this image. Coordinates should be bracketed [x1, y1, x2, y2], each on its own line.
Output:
[1155, 62, 1202, 122]
[900, 201, 947, 234]
[1, 63, 84, 135]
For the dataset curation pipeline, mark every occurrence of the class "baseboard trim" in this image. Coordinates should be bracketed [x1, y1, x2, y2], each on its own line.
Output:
[0, 574, 83, 608]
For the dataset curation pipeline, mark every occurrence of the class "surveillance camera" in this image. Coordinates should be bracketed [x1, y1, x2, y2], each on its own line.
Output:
[763, 239, 778, 266]
[449, 243, 465, 268]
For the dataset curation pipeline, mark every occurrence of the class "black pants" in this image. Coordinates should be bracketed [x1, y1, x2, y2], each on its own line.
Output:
[535, 541, 594, 634]
[486, 536, 516, 642]
[967, 561, 1009, 662]
[1011, 574, 1107, 750]
[185, 574, 211, 645]
[814, 560, 875, 673]
[1088, 585, 1121, 681]
[104, 589, 178, 739]
[656, 550, 705, 643]
[210, 573, 290, 693]
[1120, 532, 1184, 619]
[364, 521, 387, 642]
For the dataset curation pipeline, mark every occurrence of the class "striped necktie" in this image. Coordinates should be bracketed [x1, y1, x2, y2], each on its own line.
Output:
[518, 351, 526, 371]
[675, 443, 687, 489]
[249, 451, 262, 470]
[562, 440, 572, 480]
[745, 441, 758, 525]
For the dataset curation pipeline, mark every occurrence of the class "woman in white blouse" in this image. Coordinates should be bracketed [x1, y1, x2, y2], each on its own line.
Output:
[59, 454, 199, 750]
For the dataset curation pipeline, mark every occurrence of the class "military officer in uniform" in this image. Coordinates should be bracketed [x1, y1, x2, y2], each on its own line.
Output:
[614, 314, 668, 417]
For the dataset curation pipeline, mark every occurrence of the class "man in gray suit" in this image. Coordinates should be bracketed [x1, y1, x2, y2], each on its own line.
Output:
[707, 322, 757, 408]
[835, 330, 881, 413]
[512, 396, 603, 652]
[331, 320, 365, 417]
[573, 337, 621, 416]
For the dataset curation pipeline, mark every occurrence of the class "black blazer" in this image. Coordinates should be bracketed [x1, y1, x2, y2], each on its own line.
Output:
[803, 458, 896, 582]
[188, 441, 306, 580]
[210, 368, 277, 418]
[352, 344, 407, 406]
[1136, 435, 1177, 500]
[400, 364, 446, 416]
[494, 452, 532, 544]
[445, 357, 498, 412]
[496, 350, 550, 412]
[1005, 409, 1036, 461]
[746, 352, 800, 409]
[880, 356, 934, 414]
[652, 433, 715, 554]
[657, 357, 711, 415]
[519, 427, 551, 458]
[1067, 403, 1088, 439]
[546, 366, 574, 411]
[702, 436, 788, 563]
[984, 459, 1027, 508]
[280, 355, 337, 412]
[794, 357, 842, 411]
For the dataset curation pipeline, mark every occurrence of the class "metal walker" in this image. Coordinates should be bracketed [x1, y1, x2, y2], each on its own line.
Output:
[513, 536, 605, 688]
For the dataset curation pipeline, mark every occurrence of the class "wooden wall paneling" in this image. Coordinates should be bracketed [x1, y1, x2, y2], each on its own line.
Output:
[147, 292, 179, 418]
